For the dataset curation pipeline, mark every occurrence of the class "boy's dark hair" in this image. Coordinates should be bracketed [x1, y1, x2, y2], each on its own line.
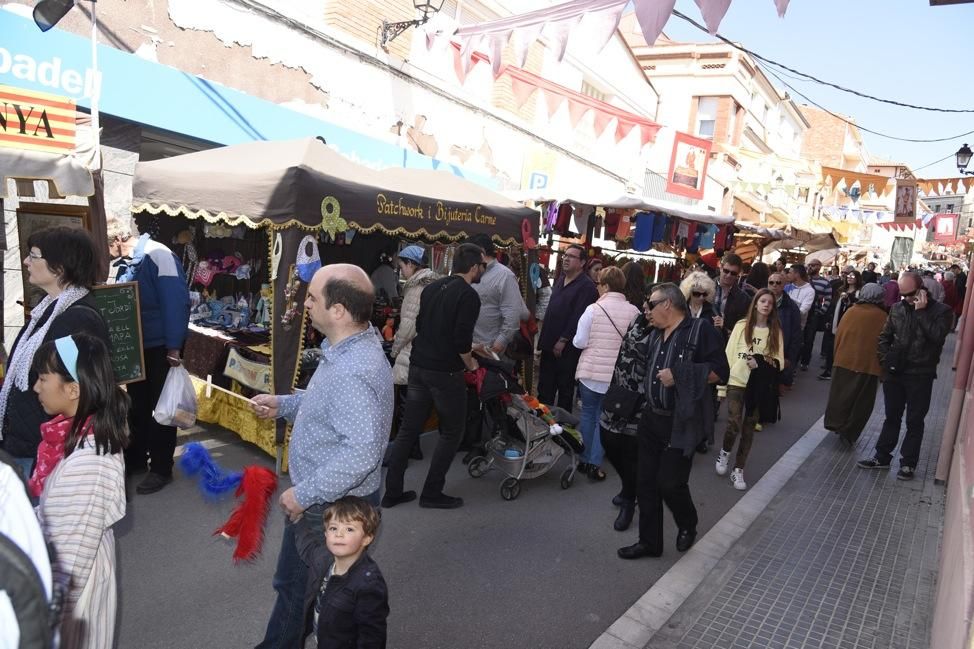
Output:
[790, 264, 808, 281]
[453, 243, 485, 274]
[27, 226, 99, 289]
[32, 334, 130, 457]
[325, 496, 381, 538]
[322, 278, 373, 324]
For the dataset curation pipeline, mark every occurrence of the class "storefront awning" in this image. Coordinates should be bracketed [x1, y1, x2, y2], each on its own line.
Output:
[132, 138, 534, 244]
[0, 146, 93, 198]
[511, 192, 733, 225]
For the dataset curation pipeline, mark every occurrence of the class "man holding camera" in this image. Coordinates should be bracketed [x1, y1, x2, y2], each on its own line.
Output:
[857, 271, 952, 481]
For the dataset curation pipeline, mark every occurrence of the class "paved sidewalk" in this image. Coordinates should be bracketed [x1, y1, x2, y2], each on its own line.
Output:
[596, 337, 954, 649]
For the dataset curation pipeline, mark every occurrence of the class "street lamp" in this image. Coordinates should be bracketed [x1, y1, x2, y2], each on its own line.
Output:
[381, 0, 445, 48]
[956, 143, 974, 176]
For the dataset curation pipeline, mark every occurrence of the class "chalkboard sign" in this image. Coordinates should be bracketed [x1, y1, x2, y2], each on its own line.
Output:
[92, 282, 145, 384]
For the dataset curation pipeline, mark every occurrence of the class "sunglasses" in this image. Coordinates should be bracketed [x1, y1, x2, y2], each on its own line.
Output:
[768, 280, 783, 285]
[644, 298, 667, 311]
[721, 268, 740, 277]
[691, 291, 707, 298]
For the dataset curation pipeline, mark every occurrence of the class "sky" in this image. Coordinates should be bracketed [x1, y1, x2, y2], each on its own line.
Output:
[661, 0, 974, 180]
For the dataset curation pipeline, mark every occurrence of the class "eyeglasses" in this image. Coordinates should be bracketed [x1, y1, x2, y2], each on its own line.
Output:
[563, 254, 582, 261]
[691, 291, 706, 298]
[721, 268, 740, 277]
[26, 250, 43, 261]
[644, 298, 667, 311]
[768, 280, 783, 285]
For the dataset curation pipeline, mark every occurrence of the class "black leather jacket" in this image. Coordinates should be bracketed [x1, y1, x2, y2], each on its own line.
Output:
[877, 298, 952, 377]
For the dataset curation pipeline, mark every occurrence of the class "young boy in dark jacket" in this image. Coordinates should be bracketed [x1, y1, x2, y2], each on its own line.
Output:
[298, 496, 389, 648]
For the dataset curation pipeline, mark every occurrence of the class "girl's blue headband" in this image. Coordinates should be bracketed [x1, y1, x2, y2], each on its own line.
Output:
[53, 336, 79, 383]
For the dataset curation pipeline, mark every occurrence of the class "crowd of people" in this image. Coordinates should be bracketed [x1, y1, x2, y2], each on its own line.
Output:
[0, 220, 964, 648]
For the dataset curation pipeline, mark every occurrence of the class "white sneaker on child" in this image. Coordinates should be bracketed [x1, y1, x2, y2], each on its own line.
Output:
[731, 468, 747, 490]
[715, 450, 730, 476]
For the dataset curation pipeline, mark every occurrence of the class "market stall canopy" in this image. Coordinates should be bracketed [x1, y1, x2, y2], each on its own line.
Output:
[510, 192, 734, 225]
[1, 119, 96, 198]
[132, 138, 534, 244]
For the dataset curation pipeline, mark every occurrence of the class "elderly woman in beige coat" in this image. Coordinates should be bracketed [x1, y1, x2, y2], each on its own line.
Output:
[388, 245, 438, 461]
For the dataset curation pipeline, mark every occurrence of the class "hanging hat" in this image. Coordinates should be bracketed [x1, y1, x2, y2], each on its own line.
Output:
[398, 245, 426, 266]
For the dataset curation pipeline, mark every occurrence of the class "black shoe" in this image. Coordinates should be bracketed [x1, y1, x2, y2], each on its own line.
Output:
[818, 371, 831, 381]
[612, 492, 626, 507]
[135, 472, 172, 495]
[896, 466, 915, 481]
[800, 364, 809, 372]
[419, 493, 464, 509]
[381, 490, 417, 508]
[409, 444, 424, 461]
[695, 440, 709, 454]
[617, 542, 662, 560]
[577, 462, 592, 476]
[614, 502, 635, 531]
[857, 458, 891, 470]
[676, 528, 697, 552]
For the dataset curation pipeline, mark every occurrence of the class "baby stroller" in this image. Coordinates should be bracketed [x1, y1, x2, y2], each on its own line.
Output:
[466, 359, 582, 500]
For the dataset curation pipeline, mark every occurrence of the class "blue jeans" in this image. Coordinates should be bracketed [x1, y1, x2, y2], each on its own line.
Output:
[255, 489, 380, 649]
[577, 382, 606, 466]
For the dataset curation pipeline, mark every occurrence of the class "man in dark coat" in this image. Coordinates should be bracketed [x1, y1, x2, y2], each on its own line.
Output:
[712, 253, 750, 341]
[768, 272, 802, 387]
[857, 271, 952, 481]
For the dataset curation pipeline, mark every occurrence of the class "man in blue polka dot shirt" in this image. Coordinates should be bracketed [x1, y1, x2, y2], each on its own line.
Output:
[252, 263, 393, 649]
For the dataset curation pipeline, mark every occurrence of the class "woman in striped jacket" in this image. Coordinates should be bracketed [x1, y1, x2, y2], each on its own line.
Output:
[32, 334, 129, 649]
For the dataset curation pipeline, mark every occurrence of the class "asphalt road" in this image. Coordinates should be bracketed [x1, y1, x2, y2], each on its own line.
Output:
[115, 362, 835, 649]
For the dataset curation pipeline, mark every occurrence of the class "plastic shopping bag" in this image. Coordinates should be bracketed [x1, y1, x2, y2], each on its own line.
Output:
[153, 366, 198, 428]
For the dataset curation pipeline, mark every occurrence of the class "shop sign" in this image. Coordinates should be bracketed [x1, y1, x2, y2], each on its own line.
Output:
[0, 83, 75, 154]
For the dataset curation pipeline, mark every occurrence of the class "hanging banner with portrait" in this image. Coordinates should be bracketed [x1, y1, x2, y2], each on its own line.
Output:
[893, 179, 917, 224]
[933, 213, 959, 243]
[666, 131, 712, 200]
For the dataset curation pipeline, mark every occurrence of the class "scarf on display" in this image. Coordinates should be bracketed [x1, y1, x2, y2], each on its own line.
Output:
[0, 285, 89, 441]
[28, 414, 93, 498]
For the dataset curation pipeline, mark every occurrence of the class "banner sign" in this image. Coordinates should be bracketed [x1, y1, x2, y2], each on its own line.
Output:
[933, 213, 959, 243]
[224, 347, 272, 393]
[893, 179, 917, 224]
[0, 83, 75, 154]
[666, 131, 712, 200]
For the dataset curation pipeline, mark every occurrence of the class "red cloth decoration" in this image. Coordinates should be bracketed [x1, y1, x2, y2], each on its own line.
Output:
[214, 466, 278, 563]
[464, 367, 487, 394]
[29, 414, 89, 498]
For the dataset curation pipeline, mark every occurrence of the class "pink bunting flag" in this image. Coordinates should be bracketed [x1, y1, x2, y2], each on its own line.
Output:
[615, 119, 636, 143]
[568, 99, 591, 127]
[633, 0, 677, 47]
[694, 0, 732, 34]
[543, 89, 568, 118]
[511, 75, 539, 108]
[592, 111, 615, 138]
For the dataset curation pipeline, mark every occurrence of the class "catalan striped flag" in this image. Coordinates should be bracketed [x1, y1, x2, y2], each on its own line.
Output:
[0, 84, 76, 155]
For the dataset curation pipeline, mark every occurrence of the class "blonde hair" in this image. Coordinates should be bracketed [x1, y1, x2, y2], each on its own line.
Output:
[680, 271, 716, 302]
[598, 266, 626, 293]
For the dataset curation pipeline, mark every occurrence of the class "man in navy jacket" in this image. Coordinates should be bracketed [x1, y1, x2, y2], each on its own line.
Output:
[769, 272, 802, 386]
[110, 220, 190, 494]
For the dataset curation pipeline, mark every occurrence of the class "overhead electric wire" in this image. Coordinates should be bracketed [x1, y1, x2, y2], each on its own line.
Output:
[911, 153, 957, 173]
[671, 9, 974, 114]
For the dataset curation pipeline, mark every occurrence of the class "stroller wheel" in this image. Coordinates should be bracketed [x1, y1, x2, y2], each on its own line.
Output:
[560, 467, 574, 489]
[500, 477, 521, 501]
[467, 456, 489, 478]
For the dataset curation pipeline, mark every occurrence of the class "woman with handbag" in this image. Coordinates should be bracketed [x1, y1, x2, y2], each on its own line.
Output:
[573, 267, 639, 482]
[715, 289, 784, 491]
[599, 302, 653, 530]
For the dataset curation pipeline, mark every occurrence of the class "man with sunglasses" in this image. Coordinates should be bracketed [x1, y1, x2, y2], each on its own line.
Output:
[798, 260, 832, 372]
[857, 271, 952, 481]
[618, 284, 728, 560]
[712, 253, 750, 341]
[537, 244, 598, 411]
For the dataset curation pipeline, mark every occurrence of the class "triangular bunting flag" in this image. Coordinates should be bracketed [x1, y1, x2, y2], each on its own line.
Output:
[487, 32, 509, 77]
[694, 0, 733, 34]
[638, 123, 659, 147]
[633, 0, 677, 46]
[615, 119, 636, 142]
[510, 76, 538, 109]
[543, 89, 568, 119]
[511, 23, 544, 69]
[579, 3, 627, 53]
[541, 14, 582, 61]
[568, 99, 590, 128]
[774, 0, 790, 17]
[592, 111, 615, 138]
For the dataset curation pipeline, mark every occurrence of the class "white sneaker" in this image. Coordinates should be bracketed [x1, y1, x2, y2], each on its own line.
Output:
[731, 468, 747, 491]
[715, 450, 730, 476]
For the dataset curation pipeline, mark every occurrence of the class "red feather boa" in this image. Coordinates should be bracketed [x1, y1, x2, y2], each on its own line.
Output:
[213, 466, 278, 563]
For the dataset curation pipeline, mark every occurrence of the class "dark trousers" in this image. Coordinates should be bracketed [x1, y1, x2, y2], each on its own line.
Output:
[875, 374, 935, 468]
[822, 330, 835, 372]
[125, 346, 177, 476]
[800, 312, 822, 366]
[256, 491, 380, 649]
[601, 426, 638, 502]
[385, 366, 467, 498]
[636, 412, 697, 553]
[461, 386, 484, 451]
[537, 346, 581, 412]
